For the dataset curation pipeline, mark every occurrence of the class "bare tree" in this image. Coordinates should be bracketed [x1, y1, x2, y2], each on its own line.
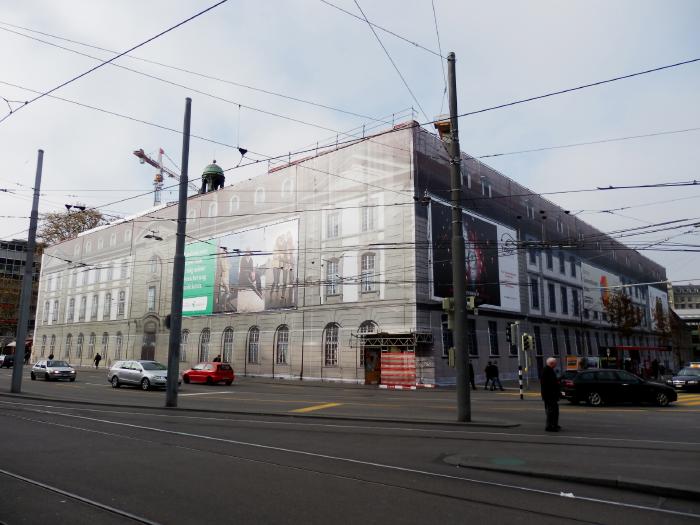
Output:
[652, 297, 671, 343]
[602, 290, 643, 338]
[38, 209, 109, 245]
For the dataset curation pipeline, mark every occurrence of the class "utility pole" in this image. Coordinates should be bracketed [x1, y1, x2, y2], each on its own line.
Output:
[11, 149, 43, 393]
[165, 98, 191, 408]
[445, 52, 470, 422]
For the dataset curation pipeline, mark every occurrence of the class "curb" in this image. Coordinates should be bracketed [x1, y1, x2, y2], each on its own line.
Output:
[0, 391, 519, 429]
[446, 460, 700, 501]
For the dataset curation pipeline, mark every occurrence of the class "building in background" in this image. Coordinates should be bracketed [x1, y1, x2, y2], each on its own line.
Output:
[0, 239, 40, 350]
[669, 284, 700, 363]
[33, 122, 673, 385]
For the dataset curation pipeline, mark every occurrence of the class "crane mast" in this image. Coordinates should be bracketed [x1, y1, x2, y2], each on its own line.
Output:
[133, 148, 198, 205]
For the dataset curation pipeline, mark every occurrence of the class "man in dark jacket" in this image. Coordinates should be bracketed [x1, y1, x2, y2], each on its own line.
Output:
[541, 357, 561, 432]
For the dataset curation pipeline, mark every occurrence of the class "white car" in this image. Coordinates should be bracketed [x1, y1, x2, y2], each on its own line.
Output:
[31, 359, 76, 381]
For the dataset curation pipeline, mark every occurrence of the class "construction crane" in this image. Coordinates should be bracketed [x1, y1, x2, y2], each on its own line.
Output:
[133, 148, 199, 206]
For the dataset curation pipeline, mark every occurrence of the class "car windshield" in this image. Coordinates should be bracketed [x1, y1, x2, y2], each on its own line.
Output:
[193, 364, 206, 370]
[678, 368, 700, 377]
[141, 362, 167, 371]
[47, 360, 69, 367]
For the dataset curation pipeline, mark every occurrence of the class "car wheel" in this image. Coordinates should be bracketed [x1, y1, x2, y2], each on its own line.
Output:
[206, 377, 214, 385]
[225, 380, 233, 386]
[69, 377, 76, 382]
[44, 372, 51, 381]
[183, 375, 190, 384]
[141, 378, 150, 391]
[111, 376, 120, 388]
[656, 392, 670, 407]
[587, 391, 603, 407]
[30, 372, 36, 380]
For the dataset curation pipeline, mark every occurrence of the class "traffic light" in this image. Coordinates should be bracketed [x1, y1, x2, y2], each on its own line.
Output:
[522, 333, 531, 352]
[506, 322, 518, 344]
[466, 296, 486, 311]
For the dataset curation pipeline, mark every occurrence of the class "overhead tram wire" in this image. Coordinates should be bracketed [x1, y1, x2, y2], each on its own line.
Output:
[319, 0, 444, 58]
[0, 0, 230, 125]
[352, 0, 430, 123]
[0, 19, 389, 125]
[430, 0, 448, 114]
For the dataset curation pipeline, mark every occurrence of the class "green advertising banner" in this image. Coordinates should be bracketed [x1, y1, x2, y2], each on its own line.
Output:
[183, 241, 216, 316]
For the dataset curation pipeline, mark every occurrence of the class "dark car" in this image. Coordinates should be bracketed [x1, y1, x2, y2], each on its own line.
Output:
[561, 368, 677, 407]
[666, 366, 700, 391]
[0, 354, 14, 368]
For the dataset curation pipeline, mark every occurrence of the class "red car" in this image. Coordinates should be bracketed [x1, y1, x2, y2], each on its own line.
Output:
[183, 362, 234, 385]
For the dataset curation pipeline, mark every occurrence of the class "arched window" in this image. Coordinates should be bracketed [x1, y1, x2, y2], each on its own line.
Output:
[85, 240, 92, 254]
[180, 330, 189, 362]
[101, 332, 109, 357]
[40, 335, 47, 356]
[76, 333, 84, 358]
[208, 201, 217, 218]
[275, 325, 289, 365]
[357, 321, 378, 367]
[49, 334, 56, 356]
[115, 332, 123, 360]
[64, 334, 73, 359]
[222, 327, 234, 363]
[254, 187, 265, 205]
[247, 326, 260, 364]
[229, 195, 240, 213]
[88, 333, 96, 358]
[199, 328, 211, 362]
[323, 323, 340, 367]
[281, 179, 294, 200]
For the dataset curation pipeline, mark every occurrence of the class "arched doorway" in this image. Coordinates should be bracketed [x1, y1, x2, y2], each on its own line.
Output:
[141, 320, 157, 360]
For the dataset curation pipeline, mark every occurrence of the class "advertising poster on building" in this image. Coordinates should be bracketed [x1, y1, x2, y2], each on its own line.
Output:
[183, 219, 299, 316]
[429, 200, 520, 312]
[647, 286, 669, 330]
[582, 263, 621, 312]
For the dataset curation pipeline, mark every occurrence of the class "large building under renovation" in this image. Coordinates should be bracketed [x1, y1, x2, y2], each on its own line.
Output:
[34, 122, 673, 385]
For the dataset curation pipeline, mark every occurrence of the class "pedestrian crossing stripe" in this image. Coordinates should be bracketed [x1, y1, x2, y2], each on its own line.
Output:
[676, 394, 700, 406]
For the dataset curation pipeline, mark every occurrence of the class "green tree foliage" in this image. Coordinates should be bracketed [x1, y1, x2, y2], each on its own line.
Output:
[38, 209, 108, 246]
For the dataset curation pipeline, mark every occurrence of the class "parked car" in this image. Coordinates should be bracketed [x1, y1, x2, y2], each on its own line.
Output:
[561, 368, 677, 407]
[666, 366, 700, 391]
[30, 360, 76, 382]
[183, 362, 234, 385]
[0, 354, 14, 368]
[108, 360, 180, 390]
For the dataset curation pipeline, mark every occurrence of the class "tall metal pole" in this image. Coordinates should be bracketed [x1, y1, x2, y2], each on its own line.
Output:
[165, 98, 191, 408]
[447, 53, 470, 422]
[11, 149, 43, 393]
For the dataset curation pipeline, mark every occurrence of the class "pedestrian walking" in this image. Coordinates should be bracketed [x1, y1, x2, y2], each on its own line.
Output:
[213, 354, 222, 362]
[491, 362, 504, 391]
[484, 361, 493, 390]
[48, 353, 54, 360]
[468, 362, 476, 391]
[541, 357, 561, 432]
[94, 353, 102, 369]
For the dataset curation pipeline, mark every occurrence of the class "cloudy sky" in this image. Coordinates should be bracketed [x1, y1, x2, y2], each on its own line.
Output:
[1, 0, 698, 282]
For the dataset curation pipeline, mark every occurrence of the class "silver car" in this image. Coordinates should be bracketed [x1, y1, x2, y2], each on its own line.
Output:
[108, 360, 179, 390]
[31, 359, 76, 381]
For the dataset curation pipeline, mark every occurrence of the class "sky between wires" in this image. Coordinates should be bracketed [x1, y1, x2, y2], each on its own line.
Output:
[0, 0, 699, 281]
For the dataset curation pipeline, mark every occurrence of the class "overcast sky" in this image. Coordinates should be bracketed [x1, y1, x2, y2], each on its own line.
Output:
[1, 0, 698, 283]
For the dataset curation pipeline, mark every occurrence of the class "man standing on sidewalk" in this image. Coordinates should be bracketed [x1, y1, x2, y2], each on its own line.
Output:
[541, 357, 561, 432]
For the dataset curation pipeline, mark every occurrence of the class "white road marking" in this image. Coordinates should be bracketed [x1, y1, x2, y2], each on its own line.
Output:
[179, 391, 236, 397]
[4, 403, 699, 520]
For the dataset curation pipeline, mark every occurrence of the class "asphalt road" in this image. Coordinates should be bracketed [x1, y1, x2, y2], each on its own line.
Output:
[1, 367, 699, 524]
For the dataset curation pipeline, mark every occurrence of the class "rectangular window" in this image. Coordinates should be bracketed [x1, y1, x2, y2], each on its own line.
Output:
[533, 326, 543, 356]
[95, 267, 101, 283]
[488, 321, 499, 356]
[526, 204, 535, 220]
[81, 270, 88, 286]
[147, 286, 156, 312]
[528, 247, 537, 265]
[361, 254, 375, 292]
[575, 330, 582, 356]
[106, 264, 113, 281]
[326, 259, 339, 295]
[43, 301, 50, 324]
[551, 327, 559, 356]
[559, 252, 565, 274]
[79, 296, 87, 321]
[569, 256, 576, 277]
[560, 286, 568, 314]
[52, 300, 59, 322]
[467, 319, 478, 357]
[326, 212, 340, 239]
[91, 295, 99, 320]
[572, 289, 580, 316]
[117, 290, 126, 317]
[530, 278, 539, 309]
[67, 298, 75, 322]
[103, 293, 111, 319]
[563, 328, 571, 355]
[121, 260, 128, 279]
[360, 205, 375, 232]
[545, 250, 553, 270]
[548, 283, 556, 312]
